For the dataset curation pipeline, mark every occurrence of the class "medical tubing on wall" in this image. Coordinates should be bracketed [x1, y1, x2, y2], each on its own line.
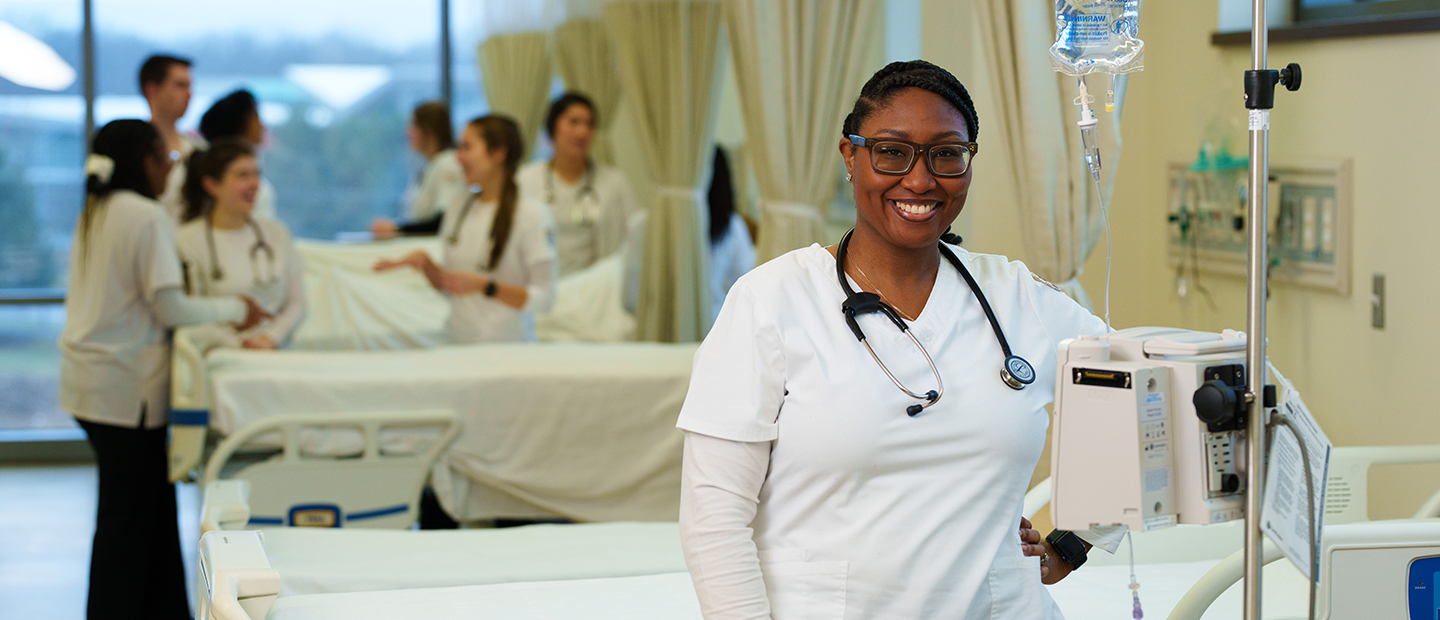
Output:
[1265, 413, 1318, 620]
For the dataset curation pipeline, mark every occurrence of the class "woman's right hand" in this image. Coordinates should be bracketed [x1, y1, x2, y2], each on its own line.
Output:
[373, 250, 431, 272]
[370, 217, 400, 240]
[235, 296, 272, 331]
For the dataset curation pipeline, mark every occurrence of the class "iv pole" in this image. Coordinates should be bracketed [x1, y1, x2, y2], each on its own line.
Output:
[1243, 0, 1300, 617]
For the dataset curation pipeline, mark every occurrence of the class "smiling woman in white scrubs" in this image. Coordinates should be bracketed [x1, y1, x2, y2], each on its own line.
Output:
[61, 120, 268, 619]
[375, 115, 558, 344]
[677, 61, 1122, 620]
[176, 139, 306, 349]
[517, 92, 638, 277]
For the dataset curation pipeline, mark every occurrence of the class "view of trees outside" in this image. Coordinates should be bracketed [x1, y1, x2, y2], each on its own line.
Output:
[0, 0, 487, 431]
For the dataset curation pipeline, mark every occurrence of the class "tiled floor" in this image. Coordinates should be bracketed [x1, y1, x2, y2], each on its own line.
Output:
[0, 464, 200, 620]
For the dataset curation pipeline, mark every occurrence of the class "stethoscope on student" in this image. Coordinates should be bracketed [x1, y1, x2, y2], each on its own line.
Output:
[201, 213, 278, 292]
[835, 228, 1035, 417]
[542, 161, 601, 227]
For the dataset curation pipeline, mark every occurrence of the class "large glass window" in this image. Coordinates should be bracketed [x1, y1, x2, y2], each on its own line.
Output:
[0, 2, 84, 432]
[94, 0, 445, 240]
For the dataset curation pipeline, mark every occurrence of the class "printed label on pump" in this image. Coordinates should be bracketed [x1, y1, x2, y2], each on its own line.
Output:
[1248, 110, 1270, 131]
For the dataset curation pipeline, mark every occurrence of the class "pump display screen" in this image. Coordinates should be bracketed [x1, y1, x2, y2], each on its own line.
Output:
[1407, 556, 1440, 620]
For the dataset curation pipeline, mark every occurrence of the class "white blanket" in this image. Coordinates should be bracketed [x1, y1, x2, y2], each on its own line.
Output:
[206, 342, 697, 522]
[291, 238, 635, 349]
[263, 560, 1312, 620]
[261, 522, 684, 596]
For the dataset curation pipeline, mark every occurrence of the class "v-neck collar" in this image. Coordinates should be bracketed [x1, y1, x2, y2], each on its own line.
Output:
[815, 244, 960, 343]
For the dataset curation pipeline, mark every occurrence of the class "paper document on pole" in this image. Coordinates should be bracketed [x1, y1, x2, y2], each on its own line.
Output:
[1261, 362, 1332, 579]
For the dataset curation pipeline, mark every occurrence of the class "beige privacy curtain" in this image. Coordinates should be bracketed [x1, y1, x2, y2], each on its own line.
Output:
[725, 0, 880, 263]
[478, 32, 553, 154]
[606, 0, 725, 343]
[974, 0, 1126, 309]
[554, 16, 622, 164]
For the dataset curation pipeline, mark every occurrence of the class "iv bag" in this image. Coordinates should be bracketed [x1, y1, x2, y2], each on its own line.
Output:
[1050, 0, 1144, 76]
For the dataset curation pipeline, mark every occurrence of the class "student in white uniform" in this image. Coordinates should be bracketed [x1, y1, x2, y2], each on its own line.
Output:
[61, 120, 268, 620]
[706, 146, 756, 324]
[139, 54, 201, 222]
[676, 61, 1124, 620]
[517, 92, 639, 277]
[200, 89, 278, 221]
[369, 101, 469, 239]
[176, 139, 305, 349]
[375, 115, 558, 344]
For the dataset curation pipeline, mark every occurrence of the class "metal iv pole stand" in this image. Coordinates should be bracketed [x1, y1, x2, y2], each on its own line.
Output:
[1243, 0, 1301, 616]
[1242, 0, 1271, 614]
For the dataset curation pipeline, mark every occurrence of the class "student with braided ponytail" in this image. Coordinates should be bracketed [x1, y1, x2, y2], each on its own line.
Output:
[60, 119, 268, 620]
[375, 115, 558, 344]
[676, 61, 1122, 619]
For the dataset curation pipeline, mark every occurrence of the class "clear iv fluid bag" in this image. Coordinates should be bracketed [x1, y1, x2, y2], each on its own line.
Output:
[1050, 0, 1144, 77]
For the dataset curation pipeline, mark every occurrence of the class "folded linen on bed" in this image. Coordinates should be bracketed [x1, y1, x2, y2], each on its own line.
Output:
[261, 522, 684, 596]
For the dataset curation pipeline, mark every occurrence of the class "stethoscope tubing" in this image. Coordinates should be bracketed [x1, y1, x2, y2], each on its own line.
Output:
[205, 213, 277, 290]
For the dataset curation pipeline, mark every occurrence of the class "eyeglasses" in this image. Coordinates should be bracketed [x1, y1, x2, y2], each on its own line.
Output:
[847, 135, 977, 177]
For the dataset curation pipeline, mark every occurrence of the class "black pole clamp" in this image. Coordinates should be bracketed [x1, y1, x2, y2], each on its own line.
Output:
[1245, 63, 1302, 110]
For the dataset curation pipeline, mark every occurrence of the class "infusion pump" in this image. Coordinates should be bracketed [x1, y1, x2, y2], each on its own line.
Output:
[1051, 327, 1254, 532]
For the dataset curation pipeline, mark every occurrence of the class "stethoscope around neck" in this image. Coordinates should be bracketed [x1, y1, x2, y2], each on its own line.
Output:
[543, 160, 600, 226]
[205, 212, 277, 289]
[835, 229, 1035, 417]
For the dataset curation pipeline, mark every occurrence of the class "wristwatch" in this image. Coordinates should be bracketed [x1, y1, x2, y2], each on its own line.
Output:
[483, 280, 498, 298]
[1045, 529, 1088, 570]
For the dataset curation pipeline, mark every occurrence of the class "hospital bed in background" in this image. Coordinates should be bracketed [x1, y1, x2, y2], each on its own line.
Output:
[171, 337, 698, 523]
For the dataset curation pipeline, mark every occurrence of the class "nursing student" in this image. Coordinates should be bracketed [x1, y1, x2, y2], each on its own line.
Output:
[176, 139, 306, 349]
[375, 115, 558, 344]
[517, 92, 639, 276]
[60, 120, 268, 619]
[677, 61, 1123, 620]
[199, 89, 278, 221]
[139, 54, 198, 221]
[370, 101, 470, 238]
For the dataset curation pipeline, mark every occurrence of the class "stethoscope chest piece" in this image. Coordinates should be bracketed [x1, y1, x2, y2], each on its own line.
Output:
[1000, 355, 1035, 390]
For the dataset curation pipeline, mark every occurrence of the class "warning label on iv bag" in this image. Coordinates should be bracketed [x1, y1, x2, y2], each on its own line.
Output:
[1261, 364, 1332, 580]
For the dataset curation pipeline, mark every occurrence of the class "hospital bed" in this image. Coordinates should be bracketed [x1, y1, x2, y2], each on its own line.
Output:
[171, 338, 698, 523]
[195, 444, 1440, 620]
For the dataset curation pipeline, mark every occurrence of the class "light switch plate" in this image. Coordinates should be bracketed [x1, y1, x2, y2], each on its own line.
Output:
[1372, 274, 1385, 329]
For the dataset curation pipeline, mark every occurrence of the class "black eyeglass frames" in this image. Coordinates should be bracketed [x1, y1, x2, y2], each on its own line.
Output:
[847, 135, 977, 178]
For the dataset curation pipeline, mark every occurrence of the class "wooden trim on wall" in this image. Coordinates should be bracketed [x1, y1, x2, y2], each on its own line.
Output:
[1212, 12, 1440, 46]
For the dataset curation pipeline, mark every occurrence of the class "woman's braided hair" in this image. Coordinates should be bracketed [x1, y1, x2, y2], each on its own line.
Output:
[841, 60, 978, 143]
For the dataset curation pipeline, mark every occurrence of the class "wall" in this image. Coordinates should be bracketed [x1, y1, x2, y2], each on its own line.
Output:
[924, 0, 1440, 519]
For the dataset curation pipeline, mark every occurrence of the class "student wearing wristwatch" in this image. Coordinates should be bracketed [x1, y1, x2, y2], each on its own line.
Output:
[374, 115, 558, 344]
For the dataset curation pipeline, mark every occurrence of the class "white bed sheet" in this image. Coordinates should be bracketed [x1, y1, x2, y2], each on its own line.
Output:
[206, 342, 697, 522]
[260, 522, 684, 596]
[264, 560, 1312, 620]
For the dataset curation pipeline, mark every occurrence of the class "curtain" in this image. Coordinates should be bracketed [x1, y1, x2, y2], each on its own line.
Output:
[554, 18, 623, 165]
[606, 0, 726, 343]
[973, 0, 1127, 309]
[725, 0, 880, 263]
[478, 32, 553, 154]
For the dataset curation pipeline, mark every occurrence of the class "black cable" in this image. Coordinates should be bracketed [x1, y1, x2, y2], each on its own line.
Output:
[1267, 412, 1317, 620]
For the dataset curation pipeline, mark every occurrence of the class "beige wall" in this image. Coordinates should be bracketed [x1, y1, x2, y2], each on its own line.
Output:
[924, 0, 1440, 519]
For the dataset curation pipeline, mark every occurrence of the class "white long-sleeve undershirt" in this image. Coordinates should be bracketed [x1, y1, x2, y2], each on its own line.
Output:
[151, 286, 245, 328]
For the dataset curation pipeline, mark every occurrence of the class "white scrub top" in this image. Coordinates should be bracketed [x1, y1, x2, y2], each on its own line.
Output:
[438, 193, 559, 344]
[157, 133, 203, 223]
[252, 177, 278, 222]
[175, 216, 305, 346]
[517, 161, 638, 277]
[406, 149, 468, 222]
[59, 190, 186, 428]
[676, 243, 1108, 619]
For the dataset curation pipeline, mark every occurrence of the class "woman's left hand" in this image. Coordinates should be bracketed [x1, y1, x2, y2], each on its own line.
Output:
[437, 270, 490, 296]
[241, 335, 278, 350]
[1019, 517, 1074, 585]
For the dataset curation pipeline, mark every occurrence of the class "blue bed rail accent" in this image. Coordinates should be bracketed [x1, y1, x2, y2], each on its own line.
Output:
[345, 504, 410, 522]
[170, 409, 210, 426]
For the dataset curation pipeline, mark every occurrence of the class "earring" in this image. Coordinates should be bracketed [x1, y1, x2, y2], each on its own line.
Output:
[845, 172, 853, 182]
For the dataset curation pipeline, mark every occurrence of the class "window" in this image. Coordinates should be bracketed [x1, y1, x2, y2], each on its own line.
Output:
[0, 2, 84, 432]
[94, 0, 446, 240]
